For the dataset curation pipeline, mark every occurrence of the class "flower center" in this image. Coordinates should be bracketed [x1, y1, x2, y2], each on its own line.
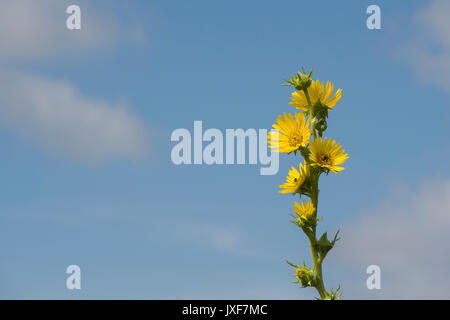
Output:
[319, 153, 332, 165]
[289, 133, 303, 147]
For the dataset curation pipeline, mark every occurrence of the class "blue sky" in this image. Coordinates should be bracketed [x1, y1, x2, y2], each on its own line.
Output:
[0, 0, 449, 299]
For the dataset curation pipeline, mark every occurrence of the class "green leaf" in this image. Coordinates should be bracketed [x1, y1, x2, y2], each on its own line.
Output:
[285, 260, 299, 268]
[315, 230, 340, 260]
[327, 284, 342, 300]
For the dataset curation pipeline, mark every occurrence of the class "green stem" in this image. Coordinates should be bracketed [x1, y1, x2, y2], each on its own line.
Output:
[299, 88, 328, 298]
[309, 173, 328, 299]
[303, 89, 316, 139]
[309, 238, 326, 298]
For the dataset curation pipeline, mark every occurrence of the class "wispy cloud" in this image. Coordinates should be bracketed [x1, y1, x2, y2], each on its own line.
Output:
[0, 0, 148, 61]
[396, 0, 450, 92]
[171, 221, 242, 254]
[167, 217, 273, 260]
[0, 1, 153, 161]
[335, 179, 450, 299]
[0, 71, 148, 162]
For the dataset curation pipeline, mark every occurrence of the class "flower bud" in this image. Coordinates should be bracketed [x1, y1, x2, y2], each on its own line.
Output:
[316, 119, 327, 133]
[282, 67, 313, 92]
[294, 265, 315, 288]
[311, 102, 329, 120]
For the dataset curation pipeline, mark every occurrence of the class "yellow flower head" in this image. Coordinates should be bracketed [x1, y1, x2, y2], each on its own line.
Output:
[289, 80, 342, 112]
[309, 137, 348, 174]
[294, 200, 315, 220]
[279, 162, 309, 194]
[268, 113, 311, 153]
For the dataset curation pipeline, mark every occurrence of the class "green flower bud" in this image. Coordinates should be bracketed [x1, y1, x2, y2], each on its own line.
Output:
[294, 265, 315, 288]
[282, 67, 313, 92]
[311, 102, 329, 120]
[316, 119, 327, 133]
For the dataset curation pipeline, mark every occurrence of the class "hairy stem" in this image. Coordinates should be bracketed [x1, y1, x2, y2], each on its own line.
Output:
[309, 173, 328, 299]
[303, 89, 316, 139]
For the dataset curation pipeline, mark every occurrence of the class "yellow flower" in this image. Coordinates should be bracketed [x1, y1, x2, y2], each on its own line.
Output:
[289, 80, 342, 112]
[279, 163, 309, 194]
[294, 200, 315, 220]
[268, 113, 311, 153]
[309, 137, 348, 174]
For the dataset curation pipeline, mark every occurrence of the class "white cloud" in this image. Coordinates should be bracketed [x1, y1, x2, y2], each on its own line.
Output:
[335, 179, 450, 299]
[168, 219, 270, 259]
[0, 70, 148, 162]
[397, 0, 450, 91]
[172, 221, 242, 254]
[0, 1, 152, 161]
[0, 0, 148, 61]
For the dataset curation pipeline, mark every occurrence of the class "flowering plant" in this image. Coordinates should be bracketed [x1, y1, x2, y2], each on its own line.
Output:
[268, 68, 348, 300]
